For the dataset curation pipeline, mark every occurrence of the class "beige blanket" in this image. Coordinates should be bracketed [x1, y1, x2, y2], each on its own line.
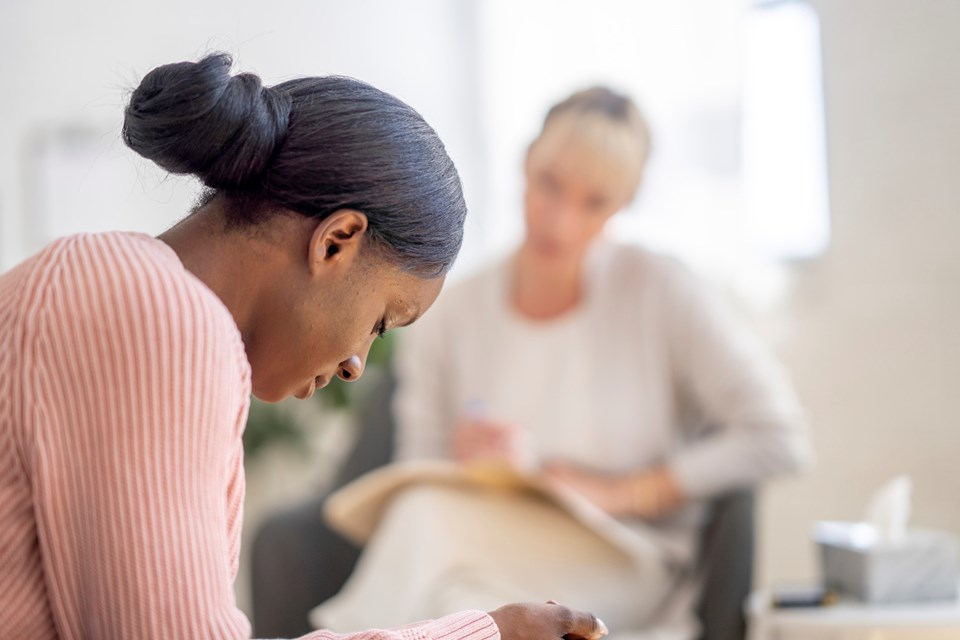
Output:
[313, 461, 699, 639]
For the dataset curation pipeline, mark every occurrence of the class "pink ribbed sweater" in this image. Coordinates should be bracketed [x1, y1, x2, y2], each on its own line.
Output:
[0, 232, 498, 640]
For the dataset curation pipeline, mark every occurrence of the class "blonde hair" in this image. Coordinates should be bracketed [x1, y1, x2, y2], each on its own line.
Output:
[530, 87, 651, 203]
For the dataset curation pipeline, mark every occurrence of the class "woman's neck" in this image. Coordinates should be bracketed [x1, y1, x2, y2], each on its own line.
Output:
[157, 202, 290, 349]
[511, 244, 585, 321]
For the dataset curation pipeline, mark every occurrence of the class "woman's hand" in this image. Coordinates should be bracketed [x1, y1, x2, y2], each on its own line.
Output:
[451, 418, 536, 471]
[542, 462, 684, 518]
[541, 463, 626, 514]
[488, 601, 608, 640]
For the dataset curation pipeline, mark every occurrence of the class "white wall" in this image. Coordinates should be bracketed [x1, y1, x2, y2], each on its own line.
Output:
[0, 0, 487, 272]
[756, 0, 960, 587]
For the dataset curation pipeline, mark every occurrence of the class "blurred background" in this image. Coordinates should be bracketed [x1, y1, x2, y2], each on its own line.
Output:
[2, 0, 958, 618]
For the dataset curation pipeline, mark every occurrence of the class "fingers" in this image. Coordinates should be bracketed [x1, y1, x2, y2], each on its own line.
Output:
[488, 602, 607, 640]
[453, 422, 516, 462]
[541, 463, 578, 485]
[558, 606, 608, 640]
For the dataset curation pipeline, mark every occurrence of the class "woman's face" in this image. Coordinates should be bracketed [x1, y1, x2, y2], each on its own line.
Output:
[247, 212, 444, 402]
[523, 138, 633, 265]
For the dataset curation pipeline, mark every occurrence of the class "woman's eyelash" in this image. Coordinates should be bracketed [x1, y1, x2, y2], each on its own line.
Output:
[376, 319, 388, 339]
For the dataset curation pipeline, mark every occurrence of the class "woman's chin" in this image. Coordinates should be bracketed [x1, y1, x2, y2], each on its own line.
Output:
[250, 381, 289, 404]
[525, 239, 572, 262]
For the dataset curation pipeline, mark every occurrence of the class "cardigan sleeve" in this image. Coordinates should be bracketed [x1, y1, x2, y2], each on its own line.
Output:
[662, 265, 815, 499]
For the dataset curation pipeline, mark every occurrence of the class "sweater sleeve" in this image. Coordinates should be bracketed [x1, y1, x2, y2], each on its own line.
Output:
[26, 235, 254, 638]
[302, 610, 498, 640]
[662, 265, 815, 499]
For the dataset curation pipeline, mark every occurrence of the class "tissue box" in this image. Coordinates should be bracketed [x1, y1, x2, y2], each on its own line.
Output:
[815, 521, 959, 603]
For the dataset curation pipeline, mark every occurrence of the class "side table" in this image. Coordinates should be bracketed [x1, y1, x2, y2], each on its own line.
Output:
[746, 590, 960, 640]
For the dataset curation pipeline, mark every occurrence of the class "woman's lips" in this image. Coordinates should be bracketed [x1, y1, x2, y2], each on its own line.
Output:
[294, 376, 331, 401]
[294, 376, 323, 400]
[294, 379, 315, 400]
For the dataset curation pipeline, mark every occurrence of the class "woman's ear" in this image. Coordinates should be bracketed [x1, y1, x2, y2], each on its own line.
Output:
[307, 209, 369, 276]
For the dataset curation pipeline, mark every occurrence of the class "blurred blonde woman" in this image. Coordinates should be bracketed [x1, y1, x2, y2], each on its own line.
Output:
[313, 88, 813, 640]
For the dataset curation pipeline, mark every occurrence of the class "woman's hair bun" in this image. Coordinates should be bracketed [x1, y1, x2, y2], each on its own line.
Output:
[123, 53, 291, 189]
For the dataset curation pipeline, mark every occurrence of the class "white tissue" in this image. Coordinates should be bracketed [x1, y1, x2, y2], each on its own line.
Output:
[865, 474, 912, 545]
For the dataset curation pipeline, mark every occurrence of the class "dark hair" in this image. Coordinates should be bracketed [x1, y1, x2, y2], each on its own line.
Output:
[123, 53, 466, 278]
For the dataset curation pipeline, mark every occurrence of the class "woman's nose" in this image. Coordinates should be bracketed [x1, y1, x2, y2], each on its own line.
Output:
[337, 355, 364, 382]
